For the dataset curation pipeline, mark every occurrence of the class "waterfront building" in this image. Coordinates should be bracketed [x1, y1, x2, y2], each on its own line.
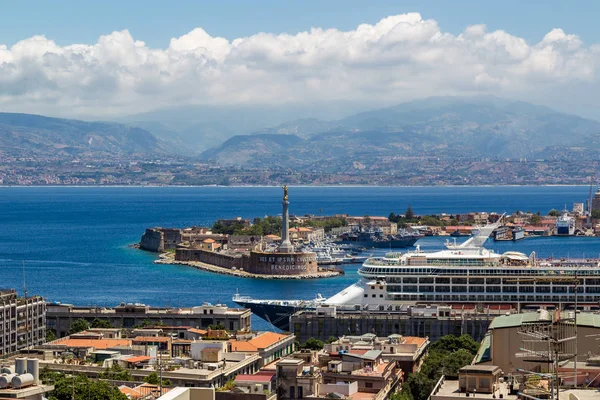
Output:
[593, 188, 600, 211]
[46, 302, 251, 338]
[0, 289, 46, 357]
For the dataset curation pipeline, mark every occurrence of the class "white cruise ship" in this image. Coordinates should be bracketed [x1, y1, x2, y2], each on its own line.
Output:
[555, 210, 575, 236]
[234, 221, 600, 330]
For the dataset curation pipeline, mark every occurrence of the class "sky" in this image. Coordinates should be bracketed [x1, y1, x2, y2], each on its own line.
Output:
[1, 0, 600, 120]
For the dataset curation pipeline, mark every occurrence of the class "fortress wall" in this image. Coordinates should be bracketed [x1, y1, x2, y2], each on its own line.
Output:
[175, 248, 243, 269]
[140, 228, 164, 252]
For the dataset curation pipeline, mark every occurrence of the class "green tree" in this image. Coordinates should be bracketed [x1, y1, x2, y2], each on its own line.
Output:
[303, 337, 324, 350]
[592, 209, 600, 219]
[208, 324, 225, 330]
[68, 318, 89, 335]
[42, 370, 127, 400]
[144, 372, 160, 385]
[46, 329, 57, 343]
[440, 349, 474, 378]
[405, 205, 415, 220]
[325, 336, 338, 344]
[530, 214, 541, 225]
[99, 364, 133, 381]
[548, 209, 560, 217]
[90, 318, 113, 329]
[429, 334, 479, 354]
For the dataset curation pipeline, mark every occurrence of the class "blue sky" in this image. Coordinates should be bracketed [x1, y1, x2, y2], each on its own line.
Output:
[1, 0, 596, 47]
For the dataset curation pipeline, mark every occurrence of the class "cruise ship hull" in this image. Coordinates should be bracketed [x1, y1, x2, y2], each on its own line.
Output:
[233, 300, 313, 331]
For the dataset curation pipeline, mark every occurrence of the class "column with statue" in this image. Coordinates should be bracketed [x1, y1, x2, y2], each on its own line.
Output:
[278, 185, 294, 253]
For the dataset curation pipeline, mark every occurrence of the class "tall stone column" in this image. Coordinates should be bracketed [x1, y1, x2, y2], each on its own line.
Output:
[278, 185, 294, 253]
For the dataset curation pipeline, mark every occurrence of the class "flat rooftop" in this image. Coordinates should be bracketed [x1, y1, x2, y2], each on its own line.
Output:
[432, 380, 517, 400]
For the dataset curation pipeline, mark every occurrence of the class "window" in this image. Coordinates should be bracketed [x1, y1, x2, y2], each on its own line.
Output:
[372, 294, 376, 298]
[364, 294, 368, 298]
[290, 386, 296, 399]
[365, 382, 373, 388]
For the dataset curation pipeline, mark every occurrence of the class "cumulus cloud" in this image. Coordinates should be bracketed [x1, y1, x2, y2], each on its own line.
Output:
[0, 13, 598, 117]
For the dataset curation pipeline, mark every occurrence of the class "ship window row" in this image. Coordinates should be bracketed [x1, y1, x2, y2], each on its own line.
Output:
[388, 294, 598, 302]
[385, 285, 588, 294]
[381, 276, 599, 286]
[360, 267, 600, 277]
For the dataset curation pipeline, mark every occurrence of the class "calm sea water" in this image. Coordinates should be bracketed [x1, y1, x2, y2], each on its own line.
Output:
[0, 186, 598, 330]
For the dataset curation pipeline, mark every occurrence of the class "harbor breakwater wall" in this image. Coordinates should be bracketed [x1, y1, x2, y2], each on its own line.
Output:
[175, 248, 318, 276]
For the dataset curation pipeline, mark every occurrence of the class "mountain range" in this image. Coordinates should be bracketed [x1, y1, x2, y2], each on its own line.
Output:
[200, 96, 600, 167]
[3, 96, 600, 169]
[0, 113, 170, 158]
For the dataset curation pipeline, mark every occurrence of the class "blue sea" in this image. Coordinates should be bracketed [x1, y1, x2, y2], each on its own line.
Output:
[0, 186, 598, 330]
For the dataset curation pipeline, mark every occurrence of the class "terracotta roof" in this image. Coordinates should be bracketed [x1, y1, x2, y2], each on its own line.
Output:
[133, 336, 170, 343]
[348, 349, 369, 355]
[119, 385, 143, 399]
[187, 328, 207, 335]
[126, 356, 151, 363]
[173, 340, 193, 344]
[235, 373, 275, 383]
[265, 234, 281, 239]
[229, 341, 258, 352]
[203, 238, 216, 243]
[55, 338, 131, 349]
[248, 332, 289, 349]
[403, 337, 427, 347]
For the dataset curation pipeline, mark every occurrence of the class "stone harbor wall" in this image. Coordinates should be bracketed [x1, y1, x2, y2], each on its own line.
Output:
[176, 248, 243, 269]
[174, 248, 317, 276]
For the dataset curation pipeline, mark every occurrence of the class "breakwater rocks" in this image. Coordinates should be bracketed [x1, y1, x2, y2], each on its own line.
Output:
[154, 253, 343, 280]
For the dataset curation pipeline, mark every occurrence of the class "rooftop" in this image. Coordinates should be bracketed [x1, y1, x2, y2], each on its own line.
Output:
[234, 372, 275, 383]
[489, 311, 600, 330]
[52, 338, 132, 349]
[432, 380, 517, 400]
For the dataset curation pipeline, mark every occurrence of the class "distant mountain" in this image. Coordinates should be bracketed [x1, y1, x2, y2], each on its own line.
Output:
[202, 96, 600, 168]
[0, 113, 172, 158]
[119, 102, 365, 152]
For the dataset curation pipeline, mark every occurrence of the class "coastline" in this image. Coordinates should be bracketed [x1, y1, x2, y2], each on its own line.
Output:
[154, 253, 343, 280]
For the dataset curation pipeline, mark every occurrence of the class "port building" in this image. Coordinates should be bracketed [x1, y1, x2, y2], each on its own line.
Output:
[46, 302, 251, 338]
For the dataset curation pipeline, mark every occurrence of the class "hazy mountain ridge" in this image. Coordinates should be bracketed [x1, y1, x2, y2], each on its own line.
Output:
[201, 96, 600, 167]
[0, 113, 172, 158]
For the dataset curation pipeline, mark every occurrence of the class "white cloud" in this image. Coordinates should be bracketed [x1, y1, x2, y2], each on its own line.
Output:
[0, 13, 598, 117]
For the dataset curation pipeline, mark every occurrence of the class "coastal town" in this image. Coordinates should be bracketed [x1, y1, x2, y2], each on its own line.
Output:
[5, 3, 600, 400]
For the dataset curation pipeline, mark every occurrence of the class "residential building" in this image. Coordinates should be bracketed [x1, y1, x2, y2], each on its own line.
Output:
[0, 289, 46, 357]
[157, 387, 215, 400]
[322, 350, 403, 397]
[46, 302, 251, 337]
[324, 333, 429, 373]
[233, 371, 276, 394]
[429, 365, 517, 400]
[229, 332, 296, 366]
[276, 358, 320, 400]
